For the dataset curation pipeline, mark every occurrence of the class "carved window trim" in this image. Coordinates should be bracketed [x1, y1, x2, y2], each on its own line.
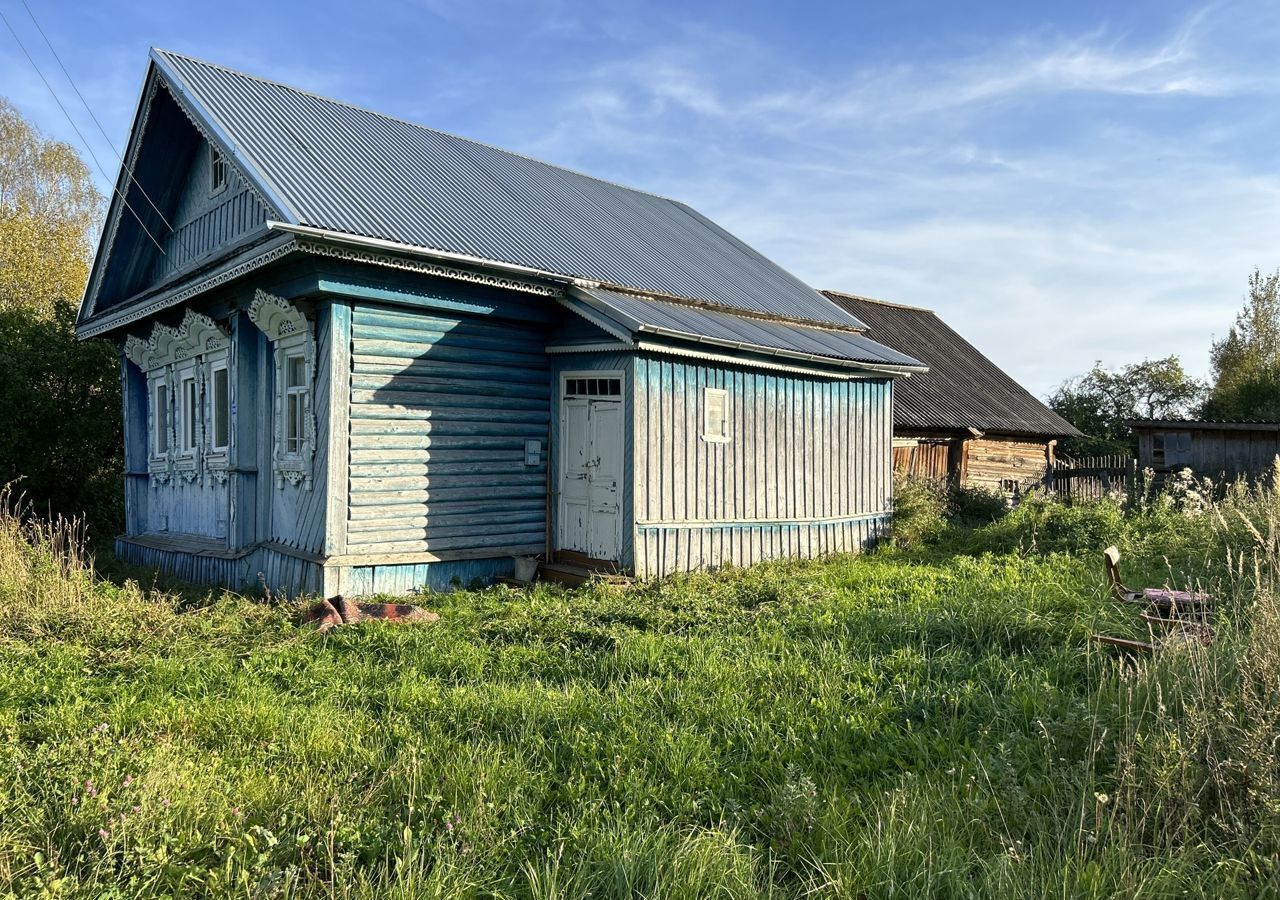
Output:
[123, 309, 231, 488]
[248, 290, 316, 490]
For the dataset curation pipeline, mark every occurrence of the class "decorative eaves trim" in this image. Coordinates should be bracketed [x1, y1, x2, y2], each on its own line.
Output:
[296, 240, 563, 298]
[78, 238, 296, 339]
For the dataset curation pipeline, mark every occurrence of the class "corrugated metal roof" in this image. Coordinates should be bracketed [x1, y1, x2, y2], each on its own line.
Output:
[824, 291, 1080, 437]
[574, 288, 925, 371]
[150, 49, 867, 329]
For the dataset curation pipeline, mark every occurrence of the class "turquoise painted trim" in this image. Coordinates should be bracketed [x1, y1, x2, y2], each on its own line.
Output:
[317, 279, 497, 317]
[636, 512, 890, 531]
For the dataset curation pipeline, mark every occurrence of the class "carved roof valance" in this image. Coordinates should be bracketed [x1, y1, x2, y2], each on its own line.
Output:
[123, 309, 230, 370]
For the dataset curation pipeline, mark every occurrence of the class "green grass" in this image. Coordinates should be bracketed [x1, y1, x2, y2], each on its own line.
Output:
[1, 490, 1277, 898]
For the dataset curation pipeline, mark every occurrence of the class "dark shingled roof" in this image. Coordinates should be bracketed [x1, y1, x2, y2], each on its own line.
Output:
[823, 291, 1080, 438]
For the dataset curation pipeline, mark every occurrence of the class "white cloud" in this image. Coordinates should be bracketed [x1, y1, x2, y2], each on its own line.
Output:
[501, 4, 1280, 396]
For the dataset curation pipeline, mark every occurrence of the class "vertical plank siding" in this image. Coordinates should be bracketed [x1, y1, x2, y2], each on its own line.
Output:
[632, 354, 892, 578]
[345, 303, 550, 556]
[114, 538, 321, 597]
[149, 140, 267, 287]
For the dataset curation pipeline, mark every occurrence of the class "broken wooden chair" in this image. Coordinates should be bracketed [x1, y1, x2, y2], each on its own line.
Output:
[1094, 546, 1214, 654]
[1102, 546, 1213, 618]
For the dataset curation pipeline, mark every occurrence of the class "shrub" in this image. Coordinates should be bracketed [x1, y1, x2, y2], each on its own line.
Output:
[946, 483, 1008, 525]
[890, 474, 948, 546]
[0, 300, 122, 540]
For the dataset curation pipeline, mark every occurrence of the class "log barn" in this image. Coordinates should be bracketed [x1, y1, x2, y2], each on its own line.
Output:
[823, 291, 1079, 493]
[77, 50, 926, 596]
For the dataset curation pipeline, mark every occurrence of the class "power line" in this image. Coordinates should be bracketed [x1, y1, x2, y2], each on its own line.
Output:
[0, 7, 167, 254]
[19, 0, 187, 245]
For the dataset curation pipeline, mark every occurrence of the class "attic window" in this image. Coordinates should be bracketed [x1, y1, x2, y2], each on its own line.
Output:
[210, 149, 227, 195]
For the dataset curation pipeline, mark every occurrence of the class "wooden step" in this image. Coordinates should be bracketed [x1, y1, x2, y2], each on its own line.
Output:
[537, 562, 634, 588]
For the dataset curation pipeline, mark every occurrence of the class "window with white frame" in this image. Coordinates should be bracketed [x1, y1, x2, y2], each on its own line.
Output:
[248, 290, 315, 489]
[702, 387, 730, 442]
[210, 149, 227, 195]
[153, 382, 169, 455]
[284, 350, 308, 455]
[210, 360, 230, 452]
[179, 371, 198, 453]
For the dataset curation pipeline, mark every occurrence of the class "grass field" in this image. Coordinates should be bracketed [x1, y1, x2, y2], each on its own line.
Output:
[1, 483, 1278, 898]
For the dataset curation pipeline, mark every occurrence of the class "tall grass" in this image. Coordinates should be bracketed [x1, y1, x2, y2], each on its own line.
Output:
[1, 478, 1279, 897]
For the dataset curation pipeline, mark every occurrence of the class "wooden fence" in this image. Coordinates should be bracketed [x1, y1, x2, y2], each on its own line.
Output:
[1043, 455, 1139, 502]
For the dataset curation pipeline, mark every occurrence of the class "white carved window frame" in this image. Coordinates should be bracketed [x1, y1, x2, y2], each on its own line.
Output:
[207, 355, 231, 466]
[123, 309, 231, 488]
[248, 290, 316, 490]
[702, 387, 731, 444]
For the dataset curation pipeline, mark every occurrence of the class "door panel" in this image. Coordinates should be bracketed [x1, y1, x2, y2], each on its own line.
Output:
[557, 384, 623, 563]
[561, 398, 591, 554]
[588, 400, 622, 560]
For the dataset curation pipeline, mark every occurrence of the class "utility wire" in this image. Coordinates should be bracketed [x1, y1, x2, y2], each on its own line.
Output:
[0, 7, 167, 254]
[19, 0, 187, 247]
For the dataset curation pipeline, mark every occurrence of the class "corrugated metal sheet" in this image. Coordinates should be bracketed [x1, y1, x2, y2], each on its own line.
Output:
[574, 288, 925, 370]
[632, 355, 893, 578]
[150, 49, 866, 329]
[825, 291, 1080, 437]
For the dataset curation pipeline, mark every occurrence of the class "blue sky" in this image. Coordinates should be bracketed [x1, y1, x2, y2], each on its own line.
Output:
[3, 0, 1279, 396]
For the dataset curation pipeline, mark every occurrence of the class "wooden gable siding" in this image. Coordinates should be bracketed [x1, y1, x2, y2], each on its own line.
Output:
[148, 140, 267, 288]
[344, 303, 551, 557]
[632, 356, 892, 578]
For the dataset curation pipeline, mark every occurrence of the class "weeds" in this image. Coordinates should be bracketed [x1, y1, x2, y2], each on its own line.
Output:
[1, 480, 1279, 897]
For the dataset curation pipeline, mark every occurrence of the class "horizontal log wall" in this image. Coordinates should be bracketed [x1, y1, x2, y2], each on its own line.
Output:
[633, 355, 892, 578]
[345, 303, 550, 556]
[964, 437, 1052, 491]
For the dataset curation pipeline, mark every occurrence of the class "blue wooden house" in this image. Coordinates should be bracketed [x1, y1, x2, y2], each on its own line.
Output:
[77, 50, 925, 596]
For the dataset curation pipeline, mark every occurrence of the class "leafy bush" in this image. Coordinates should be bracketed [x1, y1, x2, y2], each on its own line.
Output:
[890, 474, 948, 545]
[0, 300, 122, 539]
[946, 483, 1008, 525]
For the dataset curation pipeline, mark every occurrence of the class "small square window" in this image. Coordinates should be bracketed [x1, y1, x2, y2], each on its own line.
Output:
[210, 149, 228, 195]
[703, 388, 729, 443]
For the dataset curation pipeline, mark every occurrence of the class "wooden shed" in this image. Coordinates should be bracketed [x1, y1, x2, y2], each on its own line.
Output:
[1130, 419, 1280, 482]
[77, 50, 926, 596]
[822, 292, 1080, 493]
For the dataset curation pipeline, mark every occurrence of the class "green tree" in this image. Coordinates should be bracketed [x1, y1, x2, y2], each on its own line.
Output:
[0, 98, 118, 536]
[0, 97, 101, 317]
[1202, 268, 1280, 420]
[1048, 357, 1205, 457]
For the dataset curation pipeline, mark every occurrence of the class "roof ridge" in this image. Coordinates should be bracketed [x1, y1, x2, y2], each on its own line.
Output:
[151, 47, 685, 205]
[821, 289, 936, 314]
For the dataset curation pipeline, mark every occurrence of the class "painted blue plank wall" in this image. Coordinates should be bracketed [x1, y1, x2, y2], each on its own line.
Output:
[345, 302, 551, 558]
[149, 141, 267, 287]
[632, 355, 893, 578]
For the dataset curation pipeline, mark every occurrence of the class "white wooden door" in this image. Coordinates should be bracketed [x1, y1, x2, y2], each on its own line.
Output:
[558, 376, 623, 562]
[560, 398, 592, 554]
[587, 400, 622, 560]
